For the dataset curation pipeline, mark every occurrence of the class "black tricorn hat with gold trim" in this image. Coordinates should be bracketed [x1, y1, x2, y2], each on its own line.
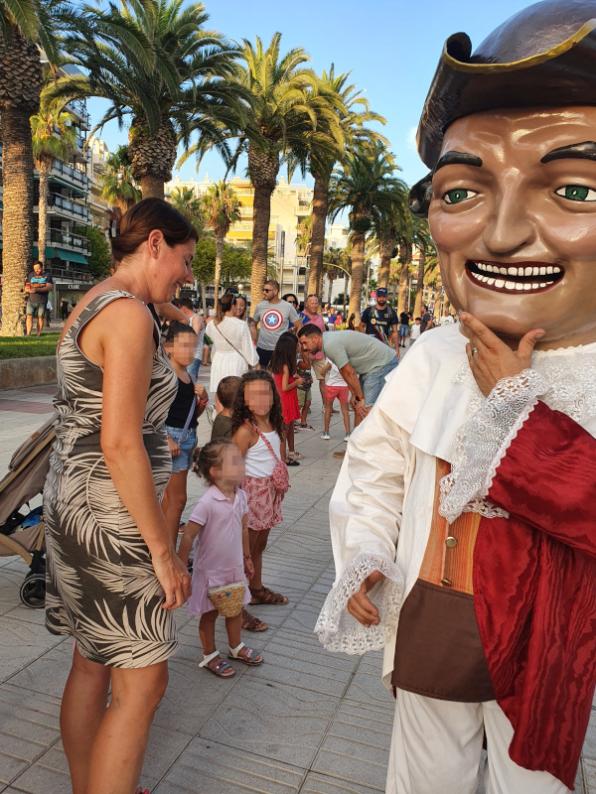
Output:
[417, 0, 596, 169]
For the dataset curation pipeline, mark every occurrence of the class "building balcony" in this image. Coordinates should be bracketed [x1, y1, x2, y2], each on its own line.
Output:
[48, 228, 90, 256]
[50, 160, 89, 193]
[47, 193, 91, 224]
[45, 262, 93, 284]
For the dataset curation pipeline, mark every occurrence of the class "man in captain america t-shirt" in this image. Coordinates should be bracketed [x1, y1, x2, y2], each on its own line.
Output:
[252, 279, 300, 368]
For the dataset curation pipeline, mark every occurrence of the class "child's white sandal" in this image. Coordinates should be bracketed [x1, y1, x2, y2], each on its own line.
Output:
[198, 650, 221, 668]
[228, 642, 263, 666]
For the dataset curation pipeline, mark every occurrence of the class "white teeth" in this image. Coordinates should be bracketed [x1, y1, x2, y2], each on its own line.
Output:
[495, 279, 505, 288]
[539, 282, 547, 288]
[539, 266, 546, 275]
[486, 278, 495, 286]
[533, 267, 540, 276]
[507, 267, 517, 275]
[505, 281, 515, 290]
[524, 284, 533, 290]
[515, 283, 524, 290]
[525, 266, 533, 276]
[546, 266, 553, 274]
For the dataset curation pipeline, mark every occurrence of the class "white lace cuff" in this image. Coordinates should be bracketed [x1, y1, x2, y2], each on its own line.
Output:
[439, 369, 549, 525]
[315, 553, 403, 654]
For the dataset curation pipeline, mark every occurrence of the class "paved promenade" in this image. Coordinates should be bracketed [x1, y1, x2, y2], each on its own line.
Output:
[0, 377, 594, 793]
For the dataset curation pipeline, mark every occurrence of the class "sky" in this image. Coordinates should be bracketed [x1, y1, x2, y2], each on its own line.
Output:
[88, 0, 536, 188]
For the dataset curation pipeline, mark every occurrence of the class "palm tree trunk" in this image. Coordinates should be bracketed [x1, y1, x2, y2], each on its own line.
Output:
[327, 274, 335, 305]
[0, 105, 35, 336]
[307, 173, 329, 296]
[348, 231, 365, 323]
[413, 247, 427, 317]
[37, 159, 50, 264]
[397, 243, 410, 315]
[214, 234, 224, 312]
[140, 175, 164, 199]
[250, 182, 275, 311]
[377, 235, 394, 289]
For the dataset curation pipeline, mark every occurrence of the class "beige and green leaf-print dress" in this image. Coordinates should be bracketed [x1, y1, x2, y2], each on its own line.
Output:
[43, 290, 179, 668]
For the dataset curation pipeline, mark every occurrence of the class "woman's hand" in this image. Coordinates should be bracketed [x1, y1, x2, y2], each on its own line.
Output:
[151, 547, 191, 609]
[460, 312, 545, 397]
[194, 383, 207, 401]
[347, 570, 385, 626]
[166, 435, 180, 457]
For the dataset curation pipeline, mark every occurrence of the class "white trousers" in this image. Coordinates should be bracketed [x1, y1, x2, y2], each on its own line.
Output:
[386, 690, 570, 794]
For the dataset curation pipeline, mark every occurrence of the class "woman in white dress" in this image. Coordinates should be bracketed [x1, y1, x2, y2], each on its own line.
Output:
[207, 293, 259, 393]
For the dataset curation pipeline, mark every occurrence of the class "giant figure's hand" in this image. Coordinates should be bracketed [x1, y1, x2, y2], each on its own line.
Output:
[347, 570, 386, 626]
[460, 312, 545, 396]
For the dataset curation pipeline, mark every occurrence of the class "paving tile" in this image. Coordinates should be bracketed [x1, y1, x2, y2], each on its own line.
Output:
[154, 737, 305, 793]
[312, 699, 394, 791]
[200, 678, 339, 768]
[0, 615, 64, 684]
[300, 771, 382, 793]
[343, 655, 389, 707]
[153, 655, 236, 735]
[583, 759, 596, 794]
[7, 641, 72, 699]
[250, 626, 358, 697]
[0, 683, 61, 785]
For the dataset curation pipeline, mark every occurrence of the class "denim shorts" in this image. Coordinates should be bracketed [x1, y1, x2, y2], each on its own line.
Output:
[360, 357, 398, 406]
[165, 425, 197, 473]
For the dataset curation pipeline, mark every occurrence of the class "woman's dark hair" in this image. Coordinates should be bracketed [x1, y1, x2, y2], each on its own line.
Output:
[164, 320, 196, 343]
[192, 439, 236, 483]
[216, 291, 236, 322]
[231, 370, 284, 438]
[282, 293, 298, 306]
[348, 313, 356, 330]
[270, 331, 298, 376]
[111, 198, 199, 263]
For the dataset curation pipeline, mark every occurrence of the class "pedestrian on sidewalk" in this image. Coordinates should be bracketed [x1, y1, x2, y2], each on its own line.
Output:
[253, 279, 300, 368]
[177, 440, 264, 678]
[161, 322, 209, 544]
[177, 297, 205, 382]
[271, 332, 304, 466]
[320, 360, 351, 442]
[207, 292, 258, 395]
[232, 370, 290, 633]
[298, 325, 398, 423]
[44, 198, 195, 794]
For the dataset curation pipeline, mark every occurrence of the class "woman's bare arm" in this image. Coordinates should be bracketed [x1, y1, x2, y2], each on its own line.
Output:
[233, 423, 255, 456]
[178, 520, 202, 564]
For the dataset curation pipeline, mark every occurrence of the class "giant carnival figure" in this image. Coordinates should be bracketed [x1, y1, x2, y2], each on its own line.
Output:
[316, 2, 596, 792]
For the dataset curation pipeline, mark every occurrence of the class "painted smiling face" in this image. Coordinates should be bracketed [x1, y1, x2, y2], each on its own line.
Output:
[428, 106, 596, 348]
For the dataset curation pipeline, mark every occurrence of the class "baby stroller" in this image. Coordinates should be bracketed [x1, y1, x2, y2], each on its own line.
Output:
[0, 415, 55, 608]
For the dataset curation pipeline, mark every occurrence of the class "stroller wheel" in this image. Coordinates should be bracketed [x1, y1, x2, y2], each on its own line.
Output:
[19, 573, 45, 609]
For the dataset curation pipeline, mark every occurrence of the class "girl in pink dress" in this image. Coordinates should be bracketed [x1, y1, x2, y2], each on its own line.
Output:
[177, 440, 264, 678]
[271, 332, 304, 466]
[232, 371, 290, 631]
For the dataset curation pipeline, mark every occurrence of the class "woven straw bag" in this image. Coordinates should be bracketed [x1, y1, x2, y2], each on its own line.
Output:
[207, 582, 245, 617]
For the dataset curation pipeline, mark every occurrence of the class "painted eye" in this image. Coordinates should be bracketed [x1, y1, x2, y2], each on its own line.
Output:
[555, 185, 596, 202]
[442, 188, 478, 205]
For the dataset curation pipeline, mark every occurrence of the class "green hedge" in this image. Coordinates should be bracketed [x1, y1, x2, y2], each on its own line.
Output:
[0, 333, 60, 359]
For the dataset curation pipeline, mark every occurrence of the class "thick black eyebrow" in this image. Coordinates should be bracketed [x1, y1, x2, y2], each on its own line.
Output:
[541, 141, 596, 163]
[434, 150, 483, 172]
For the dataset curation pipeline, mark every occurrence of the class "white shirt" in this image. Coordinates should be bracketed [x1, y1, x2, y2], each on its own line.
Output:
[325, 360, 348, 388]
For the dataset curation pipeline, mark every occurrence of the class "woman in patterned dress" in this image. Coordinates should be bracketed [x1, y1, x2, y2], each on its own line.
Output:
[44, 199, 196, 794]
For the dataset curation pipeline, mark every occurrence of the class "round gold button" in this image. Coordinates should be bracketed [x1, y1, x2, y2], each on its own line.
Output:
[440, 577, 453, 587]
[445, 536, 458, 548]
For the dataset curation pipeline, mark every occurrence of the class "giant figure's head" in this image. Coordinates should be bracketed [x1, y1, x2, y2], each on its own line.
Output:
[414, 0, 596, 348]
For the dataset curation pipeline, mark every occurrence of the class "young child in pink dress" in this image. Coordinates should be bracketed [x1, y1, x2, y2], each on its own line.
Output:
[178, 439, 264, 678]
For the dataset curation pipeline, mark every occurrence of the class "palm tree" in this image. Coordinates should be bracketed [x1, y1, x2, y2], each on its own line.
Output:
[231, 33, 342, 309]
[328, 142, 402, 322]
[373, 181, 410, 289]
[0, 0, 73, 335]
[169, 185, 203, 227]
[31, 91, 77, 263]
[99, 145, 141, 214]
[295, 66, 386, 298]
[201, 180, 240, 311]
[51, 0, 244, 199]
[412, 219, 435, 316]
[322, 244, 350, 306]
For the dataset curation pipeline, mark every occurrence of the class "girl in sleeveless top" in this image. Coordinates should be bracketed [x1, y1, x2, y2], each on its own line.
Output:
[232, 371, 289, 632]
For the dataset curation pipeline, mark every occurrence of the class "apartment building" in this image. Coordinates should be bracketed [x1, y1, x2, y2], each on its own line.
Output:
[166, 175, 347, 301]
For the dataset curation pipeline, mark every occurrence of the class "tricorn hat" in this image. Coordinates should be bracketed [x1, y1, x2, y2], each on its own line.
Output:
[417, 0, 596, 169]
